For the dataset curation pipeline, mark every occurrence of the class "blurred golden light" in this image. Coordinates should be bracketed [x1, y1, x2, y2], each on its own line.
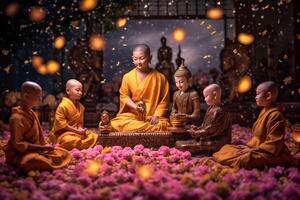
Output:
[116, 18, 127, 28]
[53, 36, 66, 49]
[89, 35, 105, 51]
[37, 64, 47, 75]
[5, 3, 20, 17]
[46, 60, 60, 74]
[172, 28, 186, 43]
[84, 160, 101, 176]
[137, 165, 153, 180]
[29, 6, 47, 23]
[238, 75, 252, 93]
[206, 7, 224, 20]
[80, 0, 98, 11]
[238, 33, 255, 45]
[32, 55, 44, 68]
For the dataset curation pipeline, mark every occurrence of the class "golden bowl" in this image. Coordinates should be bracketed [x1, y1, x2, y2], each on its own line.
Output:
[170, 115, 186, 127]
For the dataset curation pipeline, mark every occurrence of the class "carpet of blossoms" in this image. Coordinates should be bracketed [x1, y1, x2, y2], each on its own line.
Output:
[0, 124, 300, 200]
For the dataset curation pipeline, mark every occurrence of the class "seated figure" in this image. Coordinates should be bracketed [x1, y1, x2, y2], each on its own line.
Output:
[176, 84, 231, 154]
[171, 64, 200, 125]
[213, 81, 293, 169]
[49, 79, 98, 150]
[4, 81, 72, 172]
[111, 44, 170, 132]
[98, 110, 111, 134]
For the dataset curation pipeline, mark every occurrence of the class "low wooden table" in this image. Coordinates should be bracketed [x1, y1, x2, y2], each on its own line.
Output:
[98, 131, 191, 148]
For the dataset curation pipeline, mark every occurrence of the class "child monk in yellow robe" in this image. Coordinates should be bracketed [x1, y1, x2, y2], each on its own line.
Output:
[4, 81, 72, 172]
[111, 44, 170, 132]
[213, 81, 293, 169]
[49, 79, 98, 150]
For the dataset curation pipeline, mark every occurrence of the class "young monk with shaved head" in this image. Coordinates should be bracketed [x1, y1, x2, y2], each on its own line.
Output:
[176, 84, 231, 154]
[213, 81, 293, 169]
[4, 81, 71, 172]
[49, 79, 98, 150]
[111, 44, 170, 132]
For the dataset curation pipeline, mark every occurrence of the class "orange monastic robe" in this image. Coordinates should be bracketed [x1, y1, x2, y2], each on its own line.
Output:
[49, 97, 98, 150]
[111, 68, 170, 132]
[213, 107, 293, 169]
[4, 106, 72, 171]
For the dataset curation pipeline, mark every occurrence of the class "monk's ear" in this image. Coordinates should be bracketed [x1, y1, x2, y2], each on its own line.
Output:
[66, 88, 70, 95]
[265, 91, 272, 101]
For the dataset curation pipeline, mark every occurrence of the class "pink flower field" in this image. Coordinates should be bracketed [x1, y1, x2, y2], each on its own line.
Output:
[0, 125, 300, 200]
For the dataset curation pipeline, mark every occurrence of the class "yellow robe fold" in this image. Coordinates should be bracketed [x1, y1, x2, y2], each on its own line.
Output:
[4, 106, 72, 172]
[111, 68, 170, 132]
[213, 107, 293, 169]
[49, 97, 98, 150]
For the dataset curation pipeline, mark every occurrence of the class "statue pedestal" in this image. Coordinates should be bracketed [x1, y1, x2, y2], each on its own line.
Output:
[98, 131, 191, 148]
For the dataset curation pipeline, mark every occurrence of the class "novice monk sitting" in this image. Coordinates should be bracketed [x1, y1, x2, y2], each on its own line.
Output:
[176, 84, 231, 155]
[213, 81, 293, 169]
[49, 79, 98, 150]
[4, 81, 72, 172]
[170, 64, 200, 125]
[111, 44, 170, 132]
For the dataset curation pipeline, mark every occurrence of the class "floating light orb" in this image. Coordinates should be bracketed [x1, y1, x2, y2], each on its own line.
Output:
[238, 33, 255, 45]
[238, 75, 252, 93]
[32, 55, 43, 68]
[84, 160, 101, 176]
[46, 60, 60, 74]
[116, 18, 127, 28]
[206, 7, 224, 20]
[29, 6, 47, 22]
[54, 36, 66, 49]
[80, 0, 98, 11]
[5, 3, 20, 17]
[172, 28, 186, 43]
[89, 35, 105, 51]
[137, 165, 153, 180]
[37, 64, 47, 75]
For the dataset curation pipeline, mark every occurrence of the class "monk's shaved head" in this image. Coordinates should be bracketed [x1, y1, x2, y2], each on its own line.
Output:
[66, 79, 82, 90]
[21, 81, 42, 94]
[257, 81, 278, 100]
[204, 84, 222, 97]
[133, 44, 151, 56]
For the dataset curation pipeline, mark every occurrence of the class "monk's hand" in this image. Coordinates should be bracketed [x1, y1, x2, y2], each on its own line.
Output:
[135, 101, 145, 113]
[43, 144, 55, 152]
[77, 127, 87, 135]
[148, 116, 159, 125]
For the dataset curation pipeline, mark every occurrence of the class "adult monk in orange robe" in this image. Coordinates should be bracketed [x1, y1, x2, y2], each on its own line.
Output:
[49, 79, 98, 150]
[4, 81, 72, 172]
[213, 81, 293, 169]
[111, 44, 170, 132]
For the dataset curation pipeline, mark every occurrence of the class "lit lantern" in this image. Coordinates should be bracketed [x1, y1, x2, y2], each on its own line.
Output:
[137, 165, 153, 180]
[84, 160, 101, 176]
[37, 64, 48, 75]
[172, 28, 186, 43]
[89, 35, 105, 51]
[46, 60, 60, 74]
[238, 33, 255, 45]
[29, 6, 47, 23]
[80, 0, 98, 11]
[32, 55, 44, 68]
[116, 18, 127, 28]
[238, 75, 252, 93]
[206, 7, 224, 20]
[53, 36, 66, 49]
[5, 3, 20, 17]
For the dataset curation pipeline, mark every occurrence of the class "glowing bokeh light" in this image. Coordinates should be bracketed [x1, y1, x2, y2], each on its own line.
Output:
[89, 35, 105, 51]
[46, 60, 60, 74]
[54, 36, 66, 49]
[32, 56, 44, 68]
[172, 28, 186, 43]
[80, 0, 98, 11]
[137, 165, 153, 180]
[5, 3, 20, 17]
[37, 64, 48, 75]
[84, 160, 101, 176]
[238, 75, 252, 93]
[29, 6, 47, 23]
[116, 18, 127, 28]
[238, 33, 255, 45]
[206, 7, 224, 20]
